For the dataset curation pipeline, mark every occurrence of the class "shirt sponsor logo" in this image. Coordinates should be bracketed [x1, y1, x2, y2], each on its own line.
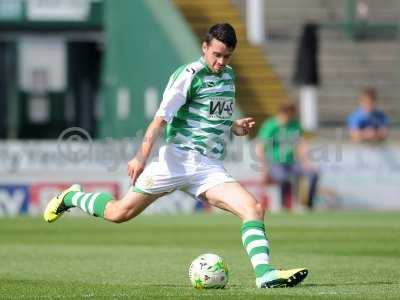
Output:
[209, 98, 234, 119]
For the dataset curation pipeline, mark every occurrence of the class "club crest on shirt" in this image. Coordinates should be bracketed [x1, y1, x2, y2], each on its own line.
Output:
[143, 177, 154, 189]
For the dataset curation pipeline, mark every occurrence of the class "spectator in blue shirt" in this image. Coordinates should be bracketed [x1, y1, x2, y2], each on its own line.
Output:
[347, 87, 389, 142]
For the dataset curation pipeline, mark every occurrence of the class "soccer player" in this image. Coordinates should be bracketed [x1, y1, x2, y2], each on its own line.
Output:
[44, 23, 308, 288]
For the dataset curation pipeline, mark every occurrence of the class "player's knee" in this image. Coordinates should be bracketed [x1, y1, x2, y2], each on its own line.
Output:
[254, 202, 265, 219]
[244, 201, 265, 220]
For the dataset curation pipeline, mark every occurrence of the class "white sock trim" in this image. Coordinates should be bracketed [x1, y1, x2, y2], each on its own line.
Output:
[242, 229, 265, 245]
[246, 239, 269, 254]
[71, 192, 84, 207]
[79, 193, 92, 212]
[250, 253, 270, 268]
[88, 193, 100, 215]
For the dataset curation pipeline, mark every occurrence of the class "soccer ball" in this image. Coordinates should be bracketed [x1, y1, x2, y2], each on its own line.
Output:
[188, 253, 229, 289]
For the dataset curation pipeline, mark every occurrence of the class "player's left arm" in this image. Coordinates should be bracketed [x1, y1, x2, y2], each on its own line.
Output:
[231, 117, 256, 136]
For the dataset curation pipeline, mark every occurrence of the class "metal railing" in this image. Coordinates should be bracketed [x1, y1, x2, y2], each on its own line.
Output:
[321, 0, 399, 40]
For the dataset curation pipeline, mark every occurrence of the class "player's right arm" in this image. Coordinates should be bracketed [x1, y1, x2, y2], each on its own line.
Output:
[128, 116, 166, 184]
[128, 65, 195, 183]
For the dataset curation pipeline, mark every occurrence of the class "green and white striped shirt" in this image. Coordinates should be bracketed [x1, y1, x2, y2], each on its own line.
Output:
[156, 57, 235, 160]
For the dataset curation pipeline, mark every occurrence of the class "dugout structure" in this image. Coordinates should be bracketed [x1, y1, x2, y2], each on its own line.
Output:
[0, 0, 199, 139]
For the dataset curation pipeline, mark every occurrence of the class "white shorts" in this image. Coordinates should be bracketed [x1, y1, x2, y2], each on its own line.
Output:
[134, 144, 235, 197]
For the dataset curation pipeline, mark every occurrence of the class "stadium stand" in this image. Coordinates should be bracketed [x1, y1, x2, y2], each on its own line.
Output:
[241, 0, 400, 126]
[173, 0, 289, 135]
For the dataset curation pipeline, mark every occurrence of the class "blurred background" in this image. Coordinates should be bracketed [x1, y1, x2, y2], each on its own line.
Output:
[0, 0, 399, 216]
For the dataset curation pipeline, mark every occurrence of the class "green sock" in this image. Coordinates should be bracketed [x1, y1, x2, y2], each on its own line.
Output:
[63, 191, 114, 218]
[241, 220, 275, 279]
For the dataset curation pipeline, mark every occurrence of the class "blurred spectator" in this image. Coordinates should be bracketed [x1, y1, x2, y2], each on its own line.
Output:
[256, 102, 319, 210]
[347, 87, 389, 143]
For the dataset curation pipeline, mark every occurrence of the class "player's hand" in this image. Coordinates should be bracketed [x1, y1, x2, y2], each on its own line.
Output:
[232, 117, 256, 136]
[127, 155, 146, 184]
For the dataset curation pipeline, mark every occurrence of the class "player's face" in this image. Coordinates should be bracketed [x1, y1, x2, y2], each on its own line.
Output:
[202, 39, 234, 73]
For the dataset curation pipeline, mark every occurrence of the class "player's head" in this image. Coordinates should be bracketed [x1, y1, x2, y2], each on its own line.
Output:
[359, 87, 377, 112]
[277, 102, 297, 124]
[202, 23, 237, 73]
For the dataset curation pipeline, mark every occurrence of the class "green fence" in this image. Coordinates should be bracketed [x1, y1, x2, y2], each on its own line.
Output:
[99, 0, 199, 138]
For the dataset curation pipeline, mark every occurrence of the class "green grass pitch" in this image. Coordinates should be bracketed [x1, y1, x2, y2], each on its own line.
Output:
[0, 212, 399, 299]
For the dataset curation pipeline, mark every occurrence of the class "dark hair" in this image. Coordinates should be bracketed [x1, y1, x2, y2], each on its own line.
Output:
[361, 87, 377, 101]
[204, 23, 237, 49]
[278, 102, 297, 115]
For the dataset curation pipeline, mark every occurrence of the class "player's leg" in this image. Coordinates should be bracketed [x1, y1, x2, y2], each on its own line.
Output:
[103, 189, 165, 223]
[43, 184, 163, 223]
[44, 146, 182, 223]
[202, 181, 308, 288]
[201, 182, 273, 284]
[202, 181, 264, 220]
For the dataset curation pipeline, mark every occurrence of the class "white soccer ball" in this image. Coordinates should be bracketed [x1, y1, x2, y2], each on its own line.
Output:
[188, 253, 229, 289]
